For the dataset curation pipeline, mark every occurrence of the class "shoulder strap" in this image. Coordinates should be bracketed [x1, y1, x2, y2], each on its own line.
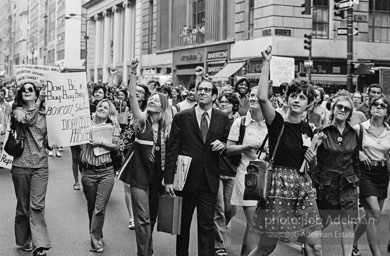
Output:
[237, 116, 246, 145]
[256, 134, 269, 158]
[270, 124, 284, 164]
[358, 123, 363, 150]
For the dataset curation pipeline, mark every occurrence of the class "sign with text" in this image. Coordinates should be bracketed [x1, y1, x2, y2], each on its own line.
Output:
[14, 65, 60, 85]
[270, 56, 295, 87]
[44, 72, 91, 147]
[0, 123, 14, 170]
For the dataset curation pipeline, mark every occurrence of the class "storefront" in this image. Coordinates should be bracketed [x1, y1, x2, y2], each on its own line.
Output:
[173, 43, 230, 88]
[140, 52, 173, 86]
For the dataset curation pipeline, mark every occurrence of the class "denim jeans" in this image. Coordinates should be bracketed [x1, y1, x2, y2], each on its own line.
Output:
[12, 167, 52, 250]
[214, 175, 236, 249]
[81, 166, 115, 250]
[131, 185, 161, 256]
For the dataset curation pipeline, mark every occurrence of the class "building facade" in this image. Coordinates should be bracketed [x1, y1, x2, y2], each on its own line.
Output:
[83, 0, 141, 84]
[138, 0, 390, 91]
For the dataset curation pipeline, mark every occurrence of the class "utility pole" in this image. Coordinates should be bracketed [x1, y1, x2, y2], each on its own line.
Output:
[346, 7, 354, 92]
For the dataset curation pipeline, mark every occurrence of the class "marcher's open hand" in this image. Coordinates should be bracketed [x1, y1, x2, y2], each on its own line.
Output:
[359, 151, 371, 170]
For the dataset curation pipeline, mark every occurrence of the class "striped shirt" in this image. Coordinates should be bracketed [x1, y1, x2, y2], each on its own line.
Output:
[80, 124, 124, 166]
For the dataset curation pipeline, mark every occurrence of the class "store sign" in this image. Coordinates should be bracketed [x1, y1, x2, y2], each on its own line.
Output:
[207, 64, 225, 75]
[207, 50, 228, 60]
[179, 51, 203, 63]
[275, 29, 291, 36]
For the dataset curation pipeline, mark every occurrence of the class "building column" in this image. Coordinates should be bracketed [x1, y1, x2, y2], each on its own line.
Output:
[112, 6, 121, 67]
[122, 0, 134, 85]
[94, 15, 102, 83]
[102, 10, 112, 83]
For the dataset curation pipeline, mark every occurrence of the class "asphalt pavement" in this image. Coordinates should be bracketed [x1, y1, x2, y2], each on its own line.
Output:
[1, 148, 390, 256]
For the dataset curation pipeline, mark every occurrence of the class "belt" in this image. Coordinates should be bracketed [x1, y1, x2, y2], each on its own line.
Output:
[371, 160, 386, 167]
[81, 162, 113, 170]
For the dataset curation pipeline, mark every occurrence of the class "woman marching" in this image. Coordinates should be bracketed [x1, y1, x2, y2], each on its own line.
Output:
[352, 95, 390, 256]
[249, 47, 323, 256]
[11, 82, 51, 256]
[315, 94, 360, 256]
[80, 99, 123, 253]
[125, 59, 172, 256]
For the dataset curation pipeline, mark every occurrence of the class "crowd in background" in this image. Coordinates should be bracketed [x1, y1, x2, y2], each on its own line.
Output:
[2, 50, 390, 256]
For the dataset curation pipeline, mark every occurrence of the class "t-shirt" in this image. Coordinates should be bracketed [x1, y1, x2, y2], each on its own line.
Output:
[268, 111, 313, 168]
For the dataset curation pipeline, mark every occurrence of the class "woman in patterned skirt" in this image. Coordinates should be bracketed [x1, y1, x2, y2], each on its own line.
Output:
[248, 47, 323, 256]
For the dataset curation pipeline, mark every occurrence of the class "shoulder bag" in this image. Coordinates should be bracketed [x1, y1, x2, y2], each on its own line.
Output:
[243, 124, 284, 202]
[4, 120, 26, 157]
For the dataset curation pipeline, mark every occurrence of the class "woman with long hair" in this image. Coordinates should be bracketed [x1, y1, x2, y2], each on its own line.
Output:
[119, 83, 150, 230]
[249, 48, 322, 256]
[352, 95, 390, 256]
[80, 99, 123, 253]
[11, 82, 51, 256]
[124, 59, 172, 256]
[315, 94, 359, 256]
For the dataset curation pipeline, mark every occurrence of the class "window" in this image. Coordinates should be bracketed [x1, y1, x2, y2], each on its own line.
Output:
[148, 0, 153, 53]
[193, 0, 205, 27]
[369, 0, 390, 42]
[249, 0, 254, 39]
[57, 50, 64, 60]
[312, 0, 329, 38]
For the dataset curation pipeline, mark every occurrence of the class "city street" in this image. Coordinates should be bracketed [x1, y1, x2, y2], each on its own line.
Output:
[1, 148, 390, 256]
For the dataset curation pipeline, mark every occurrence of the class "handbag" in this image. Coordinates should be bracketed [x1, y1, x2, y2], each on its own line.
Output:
[111, 150, 123, 172]
[243, 124, 284, 201]
[157, 195, 183, 235]
[4, 120, 26, 157]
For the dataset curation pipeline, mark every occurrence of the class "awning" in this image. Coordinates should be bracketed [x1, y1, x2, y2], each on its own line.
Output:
[311, 74, 357, 86]
[212, 62, 246, 80]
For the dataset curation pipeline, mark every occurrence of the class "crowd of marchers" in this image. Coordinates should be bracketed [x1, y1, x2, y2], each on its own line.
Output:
[3, 47, 390, 256]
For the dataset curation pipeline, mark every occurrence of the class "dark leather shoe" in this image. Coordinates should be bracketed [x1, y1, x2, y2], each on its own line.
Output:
[22, 243, 33, 252]
[33, 249, 47, 256]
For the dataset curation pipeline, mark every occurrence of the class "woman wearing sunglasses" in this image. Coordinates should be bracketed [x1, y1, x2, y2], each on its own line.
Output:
[315, 94, 359, 256]
[352, 95, 390, 256]
[11, 82, 51, 256]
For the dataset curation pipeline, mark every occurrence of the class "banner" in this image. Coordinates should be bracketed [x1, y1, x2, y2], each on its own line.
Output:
[14, 65, 60, 85]
[0, 123, 13, 170]
[44, 72, 91, 146]
[270, 56, 295, 87]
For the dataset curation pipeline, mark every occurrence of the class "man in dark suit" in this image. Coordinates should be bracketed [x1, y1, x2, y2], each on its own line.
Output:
[165, 80, 230, 256]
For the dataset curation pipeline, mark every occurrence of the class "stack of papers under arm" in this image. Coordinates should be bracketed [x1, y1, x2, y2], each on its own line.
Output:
[173, 155, 192, 191]
[90, 124, 113, 156]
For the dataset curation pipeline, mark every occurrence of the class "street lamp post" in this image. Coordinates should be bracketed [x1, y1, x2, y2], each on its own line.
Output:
[64, 13, 89, 75]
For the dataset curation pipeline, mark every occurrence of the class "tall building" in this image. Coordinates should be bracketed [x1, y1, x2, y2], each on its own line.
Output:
[138, 0, 390, 92]
[83, 0, 140, 84]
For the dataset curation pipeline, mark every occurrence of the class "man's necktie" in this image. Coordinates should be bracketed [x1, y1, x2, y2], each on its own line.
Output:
[201, 112, 208, 143]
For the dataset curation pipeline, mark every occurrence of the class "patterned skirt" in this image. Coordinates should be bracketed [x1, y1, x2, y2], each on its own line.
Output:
[250, 166, 322, 239]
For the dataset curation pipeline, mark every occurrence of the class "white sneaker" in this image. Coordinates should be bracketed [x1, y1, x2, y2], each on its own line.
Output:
[56, 151, 62, 157]
[48, 151, 53, 156]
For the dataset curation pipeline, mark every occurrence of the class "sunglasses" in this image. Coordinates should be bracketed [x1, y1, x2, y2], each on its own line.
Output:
[372, 101, 388, 109]
[335, 104, 351, 113]
[21, 87, 34, 93]
[219, 100, 232, 104]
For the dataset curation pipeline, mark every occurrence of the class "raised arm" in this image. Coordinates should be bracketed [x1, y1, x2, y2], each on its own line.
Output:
[127, 59, 141, 119]
[257, 46, 275, 126]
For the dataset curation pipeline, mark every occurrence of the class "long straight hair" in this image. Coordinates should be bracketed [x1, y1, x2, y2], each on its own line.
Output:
[136, 92, 172, 138]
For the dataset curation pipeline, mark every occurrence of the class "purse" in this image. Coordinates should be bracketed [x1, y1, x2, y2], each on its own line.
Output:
[243, 124, 284, 202]
[4, 120, 26, 157]
[111, 150, 123, 172]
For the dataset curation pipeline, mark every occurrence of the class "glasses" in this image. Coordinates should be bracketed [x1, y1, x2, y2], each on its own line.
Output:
[372, 102, 387, 109]
[335, 104, 351, 113]
[219, 100, 232, 104]
[21, 87, 34, 93]
[136, 89, 145, 95]
[197, 87, 212, 93]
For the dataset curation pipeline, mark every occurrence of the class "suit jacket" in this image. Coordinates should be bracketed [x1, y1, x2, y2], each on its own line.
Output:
[165, 107, 229, 195]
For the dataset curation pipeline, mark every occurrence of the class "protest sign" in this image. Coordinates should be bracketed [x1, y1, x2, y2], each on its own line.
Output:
[14, 65, 60, 85]
[270, 56, 295, 87]
[0, 124, 14, 170]
[44, 72, 91, 146]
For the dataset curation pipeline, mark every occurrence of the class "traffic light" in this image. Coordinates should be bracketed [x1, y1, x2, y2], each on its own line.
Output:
[304, 34, 312, 51]
[334, 0, 346, 19]
[301, 0, 311, 15]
